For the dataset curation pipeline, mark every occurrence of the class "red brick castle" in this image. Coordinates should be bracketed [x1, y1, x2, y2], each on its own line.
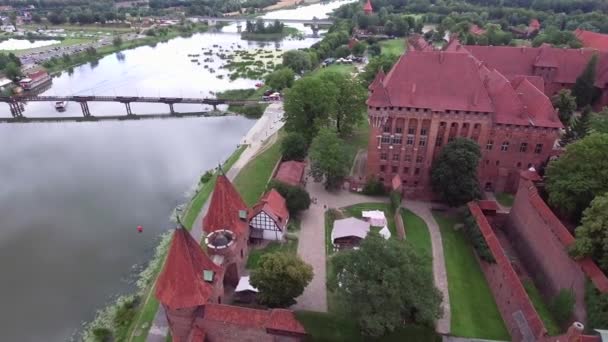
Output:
[366, 38, 608, 198]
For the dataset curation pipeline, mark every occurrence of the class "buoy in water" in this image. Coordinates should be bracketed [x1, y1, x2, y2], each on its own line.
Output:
[137, 225, 143, 233]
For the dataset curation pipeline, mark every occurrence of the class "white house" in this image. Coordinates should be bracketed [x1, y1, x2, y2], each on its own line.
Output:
[1, 25, 15, 33]
[249, 189, 289, 241]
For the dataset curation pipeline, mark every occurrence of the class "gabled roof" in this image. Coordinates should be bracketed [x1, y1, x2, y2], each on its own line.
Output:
[274, 160, 306, 187]
[203, 175, 247, 236]
[363, 0, 373, 13]
[575, 29, 608, 51]
[203, 304, 306, 335]
[331, 217, 370, 241]
[407, 34, 432, 52]
[368, 68, 385, 90]
[155, 227, 221, 309]
[250, 189, 289, 230]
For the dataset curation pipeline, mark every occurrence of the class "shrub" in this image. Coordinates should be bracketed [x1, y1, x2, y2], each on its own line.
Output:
[241, 105, 265, 118]
[389, 190, 401, 214]
[550, 289, 575, 327]
[585, 281, 608, 330]
[362, 176, 386, 196]
[463, 213, 495, 263]
[92, 327, 113, 342]
[200, 170, 213, 184]
[267, 180, 311, 215]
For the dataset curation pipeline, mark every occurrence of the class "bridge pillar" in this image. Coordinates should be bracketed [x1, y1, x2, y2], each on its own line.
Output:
[8, 101, 24, 118]
[79, 101, 91, 117]
[124, 102, 133, 116]
[312, 25, 320, 37]
[168, 103, 175, 114]
[237, 22, 242, 33]
[212, 104, 217, 111]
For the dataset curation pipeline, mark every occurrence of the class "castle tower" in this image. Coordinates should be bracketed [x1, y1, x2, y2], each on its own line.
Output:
[202, 175, 249, 296]
[155, 224, 221, 341]
[363, 0, 373, 15]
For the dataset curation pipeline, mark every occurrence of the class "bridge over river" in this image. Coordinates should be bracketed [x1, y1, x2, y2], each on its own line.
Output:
[195, 16, 334, 25]
[0, 95, 260, 123]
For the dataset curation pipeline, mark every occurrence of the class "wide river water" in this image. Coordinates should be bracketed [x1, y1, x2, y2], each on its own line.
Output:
[0, 1, 352, 340]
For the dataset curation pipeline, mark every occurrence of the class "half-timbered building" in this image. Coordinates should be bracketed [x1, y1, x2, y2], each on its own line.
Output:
[249, 189, 289, 241]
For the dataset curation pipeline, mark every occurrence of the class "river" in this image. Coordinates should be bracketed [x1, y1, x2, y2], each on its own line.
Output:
[0, 1, 352, 341]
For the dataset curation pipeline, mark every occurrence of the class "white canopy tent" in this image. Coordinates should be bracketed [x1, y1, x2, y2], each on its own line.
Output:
[379, 226, 391, 240]
[331, 217, 370, 244]
[362, 210, 387, 227]
[235, 276, 258, 293]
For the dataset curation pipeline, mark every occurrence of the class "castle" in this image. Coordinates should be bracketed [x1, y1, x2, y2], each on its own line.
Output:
[154, 175, 306, 342]
[366, 37, 608, 198]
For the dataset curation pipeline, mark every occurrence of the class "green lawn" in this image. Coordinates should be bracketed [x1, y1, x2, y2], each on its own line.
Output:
[234, 133, 283, 206]
[379, 38, 406, 56]
[312, 64, 357, 77]
[183, 145, 247, 229]
[401, 208, 432, 259]
[296, 311, 441, 342]
[523, 280, 561, 335]
[246, 238, 298, 269]
[432, 211, 510, 340]
[343, 202, 396, 237]
[495, 193, 515, 207]
[343, 119, 370, 166]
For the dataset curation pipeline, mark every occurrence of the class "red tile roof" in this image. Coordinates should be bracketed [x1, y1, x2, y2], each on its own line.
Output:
[274, 161, 306, 187]
[26, 70, 49, 81]
[477, 200, 499, 211]
[369, 49, 562, 128]
[469, 24, 486, 36]
[468, 202, 547, 338]
[523, 180, 608, 293]
[363, 0, 373, 14]
[155, 228, 221, 309]
[250, 189, 289, 230]
[528, 19, 541, 32]
[408, 34, 431, 52]
[203, 304, 306, 335]
[575, 29, 608, 51]
[203, 175, 247, 236]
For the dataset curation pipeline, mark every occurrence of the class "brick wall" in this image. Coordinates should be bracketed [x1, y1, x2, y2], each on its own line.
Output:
[469, 202, 546, 341]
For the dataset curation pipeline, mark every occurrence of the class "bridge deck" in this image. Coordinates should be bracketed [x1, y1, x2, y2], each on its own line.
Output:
[0, 111, 235, 124]
[195, 16, 333, 25]
[0, 95, 260, 105]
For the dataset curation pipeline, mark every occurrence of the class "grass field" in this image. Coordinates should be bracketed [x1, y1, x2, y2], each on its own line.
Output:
[433, 211, 510, 340]
[380, 38, 406, 56]
[312, 63, 357, 77]
[495, 192, 515, 207]
[401, 208, 432, 259]
[523, 280, 561, 335]
[246, 238, 298, 268]
[296, 311, 441, 342]
[234, 133, 283, 206]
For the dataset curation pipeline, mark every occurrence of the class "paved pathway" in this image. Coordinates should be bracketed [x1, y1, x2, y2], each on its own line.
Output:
[402, 201, 451, 335]
[483, 191, 510, 214]
[144, 102, 284, 342]
[292, 180, 386, 312]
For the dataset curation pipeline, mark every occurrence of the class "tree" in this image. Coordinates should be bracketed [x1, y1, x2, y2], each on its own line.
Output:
[112, 36, 123, 48]
[431, 138, 481, 206]
[549, 289, 575, 327]
[351, 41, 367, 56]
[359, 54, 398, 85]
[264, 67, 294, 91]
[284, 77, 337, 141]
[551, 89, 577, 125]
[572, 54, 599, 108]
[570, 193, 608, 272]
[546, 133, 608, 219]
[319, 71, 367, 135]
[4, 62, 21, 81]
[591, 108, 608, 134]
[330, 232, 442, 337]
[560, 106, 592, 146]
[281, 132, 307, 161]
[282, 50, 312, 74]
[267, 180, 311, 215]
[309, 127, 350, 188]
[334, 45, 350, 58]
[250, 252, 313, 307]
[32, 14, 42, 24]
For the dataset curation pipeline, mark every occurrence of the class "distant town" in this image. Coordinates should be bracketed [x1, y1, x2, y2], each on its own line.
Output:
[1, 0, 608, 341]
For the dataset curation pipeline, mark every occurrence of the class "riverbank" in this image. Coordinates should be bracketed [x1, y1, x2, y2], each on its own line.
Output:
[241, 26, 302, 41]
[44, 24, 208, 75]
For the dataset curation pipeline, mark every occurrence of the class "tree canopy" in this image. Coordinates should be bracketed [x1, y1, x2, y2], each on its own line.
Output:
[267, 180, 311, 216]
[281, 132, 308, 161]
[330, 232, 442, 337]
[250, 252, 313, 307]
[551, 89, 577, 125]
[264, 67, 295, 91]
[570, 193, 608, 272]
[359, 54, 398, 85]
[431, 138, 482, 206]
[572, 54, 599, 108]
[284, 77, 337, 142]
[309, 127, 350, 188]
[318, 71, 367, 136]
[282, 50, 312, 74]
[546, 133, 608, 219]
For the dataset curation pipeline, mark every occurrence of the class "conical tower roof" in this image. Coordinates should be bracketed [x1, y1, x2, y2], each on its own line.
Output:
[203, 175, 247, 236]
[363, 0, 373, 14]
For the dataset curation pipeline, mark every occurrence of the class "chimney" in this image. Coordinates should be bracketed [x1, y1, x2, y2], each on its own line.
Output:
[566, 322, 584, 342]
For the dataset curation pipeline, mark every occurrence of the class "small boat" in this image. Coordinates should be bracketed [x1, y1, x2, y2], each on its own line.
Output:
[191, 59, 198, 62]
[55, 101, 68, 111]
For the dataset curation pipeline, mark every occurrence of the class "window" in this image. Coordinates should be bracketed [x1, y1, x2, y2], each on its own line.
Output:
[485, 160, 489, 165]
[383, 125, 391, 133]
[519, 142, 528, 153]
[416, 155, 423, 163]
[392, 166, 398, 173]
[407, 135, 414, 145]
[404, 155, 411, 162]
[419, 136, 427, 147]
[395, 127, 403, 134]
[414, 181, 419, 186]
[486, 140, 493, 150]
[436, 137, 443, 147]
[381, 135, 391, 144]
[496, 160, 500, 166]
[403, 167, 410, 174]
[420, 128, 428, 136]
[517, 162, 522, 167]
[447, 136, 454, 143]
[392, 153, 400, 161]
[474, 123, 481, 129]
[380, 152, 387, 160]
[392, 136, 402, 145]
[380, 165, 386, 172]
[414, 168, 420, 175]
[408, 127, 416, 135]
[534, 143, 543, 154]
[501, 141, 509, 152]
